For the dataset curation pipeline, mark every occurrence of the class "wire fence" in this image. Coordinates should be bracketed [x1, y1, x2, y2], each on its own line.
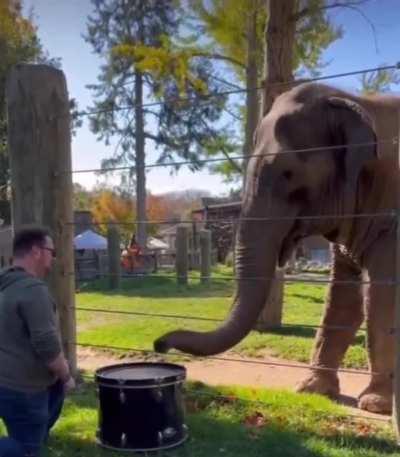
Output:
[79, 372, 391, 425]
[75, 306, 371, 332]
[75, 342, 381, 377]
[70, 63, 400, 120]
[59, 61, 400, 431]
[68, 210, 397, 225]
[54, 62, 400, 178]
[76, 343, 392, 430]
[73, 252, 397, 420]
[72, 271, 397, 286]
[61, 137, 399, 175]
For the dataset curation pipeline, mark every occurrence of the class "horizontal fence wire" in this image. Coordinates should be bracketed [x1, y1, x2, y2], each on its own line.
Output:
[79, 373, 391, 424]
[72, 272, 397, 286]
[75, 342, 384, 377]
[60, 137, 398, 175]
[67, 210, 397, 225]
[71, 63, 400, 120]
[74, 306, 369, 333]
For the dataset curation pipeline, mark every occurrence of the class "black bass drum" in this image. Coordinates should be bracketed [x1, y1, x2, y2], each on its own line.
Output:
[95, 362, 188, 452]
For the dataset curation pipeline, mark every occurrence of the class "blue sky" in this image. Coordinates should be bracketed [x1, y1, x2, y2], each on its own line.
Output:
[23, 0, 400, 195]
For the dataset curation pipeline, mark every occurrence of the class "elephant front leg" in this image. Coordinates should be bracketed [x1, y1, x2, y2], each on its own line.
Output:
[296, 244, 364, 398]
[358, 237, 394, 414]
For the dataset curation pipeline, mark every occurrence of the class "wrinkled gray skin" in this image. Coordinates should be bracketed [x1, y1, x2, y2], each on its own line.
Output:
[154, 83, 399, 414]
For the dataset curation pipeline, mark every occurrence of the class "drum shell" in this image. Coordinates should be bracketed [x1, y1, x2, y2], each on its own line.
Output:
[95, 363, 188, 451]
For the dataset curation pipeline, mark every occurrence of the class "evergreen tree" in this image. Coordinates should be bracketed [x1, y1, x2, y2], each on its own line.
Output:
[85, 0, 233, 247]
[360, 65, 400, 94]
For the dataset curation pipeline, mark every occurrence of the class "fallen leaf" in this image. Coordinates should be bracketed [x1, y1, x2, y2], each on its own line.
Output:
[355, 422, 375, 437]
[243, 411, 267, 428]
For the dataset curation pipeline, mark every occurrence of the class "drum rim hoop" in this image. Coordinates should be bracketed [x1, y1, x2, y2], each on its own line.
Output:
[96, 429, 188, 452]
[96, 379, 184, 389]
[95, 361, 186, 385]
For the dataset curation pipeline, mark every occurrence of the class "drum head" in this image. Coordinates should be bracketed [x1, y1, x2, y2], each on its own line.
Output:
[95, 362, 186, 387]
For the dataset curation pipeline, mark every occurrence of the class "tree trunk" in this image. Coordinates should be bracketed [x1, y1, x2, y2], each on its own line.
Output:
[261, 0, 295, 116]
[243, 0, 261, 186]
[257, 0, 296, 330]
[135, 69, 147, 250]
[6, 64, 76, 372]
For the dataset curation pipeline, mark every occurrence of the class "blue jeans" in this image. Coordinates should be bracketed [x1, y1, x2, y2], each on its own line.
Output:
[0, 381, 64, 457]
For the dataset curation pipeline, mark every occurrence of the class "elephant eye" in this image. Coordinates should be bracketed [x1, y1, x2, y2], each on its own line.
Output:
[283, 170, 293, 180]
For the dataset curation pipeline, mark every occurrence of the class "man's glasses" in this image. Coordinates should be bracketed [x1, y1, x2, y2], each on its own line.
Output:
[41, 247, 57, 258]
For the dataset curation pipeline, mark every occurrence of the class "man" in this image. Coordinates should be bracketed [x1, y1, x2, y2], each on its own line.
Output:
[0, 226, 75, 457]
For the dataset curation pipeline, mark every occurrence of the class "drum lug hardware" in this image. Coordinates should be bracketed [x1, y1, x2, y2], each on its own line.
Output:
[157, 431, 163, 445]
[162, 427, 177, 440]
[153, 387, 163, 402]
[119, 390, 126, 404]
[121, 432, 127, 447]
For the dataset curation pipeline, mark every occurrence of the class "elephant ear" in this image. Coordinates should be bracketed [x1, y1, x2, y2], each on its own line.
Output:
[327, 96, 377, 188]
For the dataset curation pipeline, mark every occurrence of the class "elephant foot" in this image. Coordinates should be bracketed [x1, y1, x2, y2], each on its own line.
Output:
[296, 371, 340, 398]
[358, 383, 392, 414]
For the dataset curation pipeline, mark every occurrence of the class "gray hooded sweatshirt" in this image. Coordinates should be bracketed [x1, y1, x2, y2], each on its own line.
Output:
[0, 266, 62, 392]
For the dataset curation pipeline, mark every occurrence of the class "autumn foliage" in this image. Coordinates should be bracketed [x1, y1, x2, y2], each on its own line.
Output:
[89, 189, 199, 244]
[91, 190, 134, 244]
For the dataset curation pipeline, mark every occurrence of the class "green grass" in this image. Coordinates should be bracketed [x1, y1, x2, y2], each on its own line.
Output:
[0, 269, 391, 455]
[76, 266, 367, 368]
[28, 382, 399, 456]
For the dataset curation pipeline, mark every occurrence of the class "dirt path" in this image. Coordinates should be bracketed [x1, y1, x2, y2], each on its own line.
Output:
[77, 348, 391, 422]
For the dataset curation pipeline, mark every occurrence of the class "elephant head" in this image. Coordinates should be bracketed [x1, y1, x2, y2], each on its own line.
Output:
[154, 83, 378, 356]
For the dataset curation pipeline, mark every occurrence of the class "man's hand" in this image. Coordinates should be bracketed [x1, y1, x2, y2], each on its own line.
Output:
[63, 376, 76, 393]
[47, 353, 72, 385]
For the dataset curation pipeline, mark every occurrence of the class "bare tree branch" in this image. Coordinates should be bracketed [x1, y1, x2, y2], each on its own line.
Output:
[295, 0, 367, 20]
[209, 74, 244, 90]
[338, 4, 378, 53]
[199, 118, 242, 173]
[217, 144, 242, 173]
[143, 109, 159, 117]
[111, 115, 135, 159]
[191, 51, 245, 69]
[294, 1, 378, 55]
[144, 131, 181, 150]
[223, 106, 243, 121]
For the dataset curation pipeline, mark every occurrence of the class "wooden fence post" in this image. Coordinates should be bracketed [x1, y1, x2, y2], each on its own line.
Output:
[107, 225, 121, 289]
[200, 229, 211, 284]
[176, 225, 188, 285]
[6, 64, 76, 373]
[393, 117, 400, 441]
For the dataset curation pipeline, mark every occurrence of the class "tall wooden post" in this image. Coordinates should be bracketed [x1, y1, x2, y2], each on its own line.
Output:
[243, 0, 261, 185]
[6, 64, 76, 373]
[200, 229, 211, 285]
[256, 276, 284, 330]
[176, 225, 189, 285]
[257, 0, 296, 330]
[393, 117, 400, 441]
[107, 225, 121, 289]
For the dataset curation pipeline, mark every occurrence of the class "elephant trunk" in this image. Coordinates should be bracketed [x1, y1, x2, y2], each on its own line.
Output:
[154, 217, 284, 356]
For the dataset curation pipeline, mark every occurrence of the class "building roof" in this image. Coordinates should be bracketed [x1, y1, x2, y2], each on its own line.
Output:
[158, 223, 191, 236]
[147, 237, 169, 250]
[192, 200, 241, 216]
[74, 230, 107, 250]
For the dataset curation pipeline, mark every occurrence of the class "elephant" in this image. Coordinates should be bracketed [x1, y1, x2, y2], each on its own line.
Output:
[154, 82, 399, 414]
